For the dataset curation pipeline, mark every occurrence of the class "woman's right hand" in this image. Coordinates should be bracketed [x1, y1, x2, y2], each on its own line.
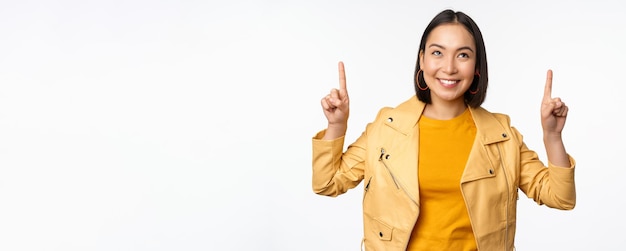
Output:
[320, 61, 350, 139]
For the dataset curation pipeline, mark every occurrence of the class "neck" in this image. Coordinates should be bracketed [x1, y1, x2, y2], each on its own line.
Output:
[423, 101, 467, 120]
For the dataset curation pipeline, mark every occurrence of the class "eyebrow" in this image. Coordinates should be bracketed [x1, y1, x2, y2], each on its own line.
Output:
[428, 43, 475, 53]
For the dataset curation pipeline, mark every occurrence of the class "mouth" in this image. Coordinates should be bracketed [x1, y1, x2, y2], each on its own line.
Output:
[438, 78, 460, 88]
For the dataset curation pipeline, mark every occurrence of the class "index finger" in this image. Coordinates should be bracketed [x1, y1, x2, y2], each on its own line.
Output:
[338, 61, 347, 91]
[543, 69, 553, 99]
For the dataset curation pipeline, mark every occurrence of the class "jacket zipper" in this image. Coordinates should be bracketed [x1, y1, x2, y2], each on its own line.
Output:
[379, 148, 399, 189]
[364, 176, 372, 192]
[496, 145, 510, 250]
[379, 148, 418, 205]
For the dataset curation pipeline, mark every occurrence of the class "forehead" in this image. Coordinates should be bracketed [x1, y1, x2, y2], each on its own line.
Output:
[426, 23, 475, 50]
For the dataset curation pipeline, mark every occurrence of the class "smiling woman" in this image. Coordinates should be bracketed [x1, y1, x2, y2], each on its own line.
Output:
[2, 1, 624, 250]
[418, 23, 479, 118]
[312, 9, 575, 251]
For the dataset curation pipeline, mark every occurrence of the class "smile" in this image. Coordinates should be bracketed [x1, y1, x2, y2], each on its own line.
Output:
[438, 79, 459, 87]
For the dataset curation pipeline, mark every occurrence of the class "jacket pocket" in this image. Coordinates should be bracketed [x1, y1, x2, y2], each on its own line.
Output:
[370, 218, 393, 241]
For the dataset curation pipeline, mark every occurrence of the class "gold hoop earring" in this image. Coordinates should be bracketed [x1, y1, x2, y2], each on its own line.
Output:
[416, 69, 428, 91]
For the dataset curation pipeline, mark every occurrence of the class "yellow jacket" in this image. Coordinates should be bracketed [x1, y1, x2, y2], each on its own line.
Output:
[312, 96, 576, 251]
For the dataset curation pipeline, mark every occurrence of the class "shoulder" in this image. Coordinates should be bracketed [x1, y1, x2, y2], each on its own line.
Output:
[470, 106, 524, 143]
[472, 106, 512, 127]
[365, 96, 423, 134]
[375, 96, 424, 118]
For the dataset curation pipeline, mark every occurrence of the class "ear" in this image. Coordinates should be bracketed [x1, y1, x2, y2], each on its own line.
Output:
[419, 50, 424, 68]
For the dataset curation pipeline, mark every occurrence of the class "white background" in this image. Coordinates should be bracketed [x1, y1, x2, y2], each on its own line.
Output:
[0, 0, 623, 250]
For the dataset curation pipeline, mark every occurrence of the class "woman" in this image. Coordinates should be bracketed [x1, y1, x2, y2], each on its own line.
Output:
[311, 9, 576, 251]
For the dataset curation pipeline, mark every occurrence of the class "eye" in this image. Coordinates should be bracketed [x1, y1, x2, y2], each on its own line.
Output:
[432, 51, 442, 56]
[458, 52, 470, 58]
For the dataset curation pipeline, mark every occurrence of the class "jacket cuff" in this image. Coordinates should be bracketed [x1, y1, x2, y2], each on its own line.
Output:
[548, 155, 576, 169]
[547, 155, 576, 209]
[312, 129, 346, 149]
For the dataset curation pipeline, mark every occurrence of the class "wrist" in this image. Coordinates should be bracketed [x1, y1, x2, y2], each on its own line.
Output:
[543, 131, 563, 142]
[327, 122, 347, 133]
[322, 123, 347, 140]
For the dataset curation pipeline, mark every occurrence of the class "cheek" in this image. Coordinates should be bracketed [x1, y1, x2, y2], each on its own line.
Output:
[459, 62, 476, 78]
[421, 60, 438, 74]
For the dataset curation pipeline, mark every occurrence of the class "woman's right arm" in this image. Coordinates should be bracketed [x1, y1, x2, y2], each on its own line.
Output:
[312, 61, 365, 196]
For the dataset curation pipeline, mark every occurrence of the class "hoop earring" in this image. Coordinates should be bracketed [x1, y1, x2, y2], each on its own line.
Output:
[416, 69, 428, 91]
[469, 72, 480, 94]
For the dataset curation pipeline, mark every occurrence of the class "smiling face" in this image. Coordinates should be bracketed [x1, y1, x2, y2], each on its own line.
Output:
[419, 23, 477, 107]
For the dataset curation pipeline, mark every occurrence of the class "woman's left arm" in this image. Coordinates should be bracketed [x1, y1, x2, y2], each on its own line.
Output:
[540, 69, 571, 167]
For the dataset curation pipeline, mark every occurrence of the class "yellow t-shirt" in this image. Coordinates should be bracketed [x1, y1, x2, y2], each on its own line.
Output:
[407, 108, 477, 251]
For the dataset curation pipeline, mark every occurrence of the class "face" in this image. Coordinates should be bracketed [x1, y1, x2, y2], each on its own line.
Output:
[419, 23, 477, 105]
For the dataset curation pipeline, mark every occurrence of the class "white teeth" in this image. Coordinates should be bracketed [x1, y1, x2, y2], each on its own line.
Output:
[440, 79, 457, 85]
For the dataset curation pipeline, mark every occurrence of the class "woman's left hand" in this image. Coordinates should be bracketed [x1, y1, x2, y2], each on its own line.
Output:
[541, 69, 568, 134]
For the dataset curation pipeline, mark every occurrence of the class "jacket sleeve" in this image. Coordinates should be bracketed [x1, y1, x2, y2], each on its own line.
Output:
[514, 126, 576, 210]
[311, 129, 367, 197]
[311, 107, 392, 197]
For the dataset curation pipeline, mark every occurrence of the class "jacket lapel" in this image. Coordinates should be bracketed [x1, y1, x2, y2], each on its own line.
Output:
[380, 97, 424, 204]
[461, 107, 510, 183]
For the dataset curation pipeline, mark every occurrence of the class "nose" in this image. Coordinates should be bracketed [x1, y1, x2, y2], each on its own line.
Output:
[442, 56, 457, 74]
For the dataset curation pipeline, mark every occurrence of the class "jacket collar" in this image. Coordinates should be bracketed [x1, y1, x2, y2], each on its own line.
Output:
[382, 96, 423, 135]
[390, 96, 510, 145]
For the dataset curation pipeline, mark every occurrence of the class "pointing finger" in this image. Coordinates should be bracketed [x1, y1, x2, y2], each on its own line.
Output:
[543, 69, 553, 100]
[338, 61, 347, 95]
